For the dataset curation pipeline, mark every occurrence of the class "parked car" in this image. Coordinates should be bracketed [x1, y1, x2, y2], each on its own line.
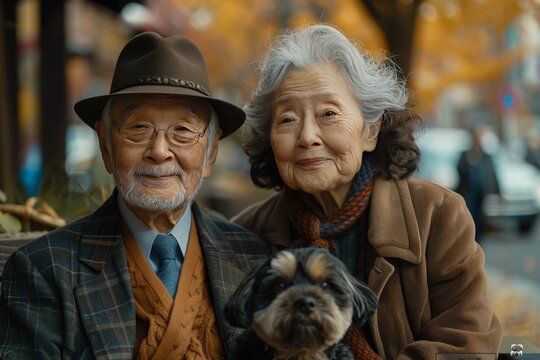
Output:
[415, 127, 540, 234]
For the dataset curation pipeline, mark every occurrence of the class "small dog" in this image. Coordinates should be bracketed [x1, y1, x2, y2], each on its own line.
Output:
[224, 247, 378, 360]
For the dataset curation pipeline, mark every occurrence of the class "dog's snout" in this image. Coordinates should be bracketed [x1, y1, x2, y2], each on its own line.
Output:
[295, 296, 317, 314]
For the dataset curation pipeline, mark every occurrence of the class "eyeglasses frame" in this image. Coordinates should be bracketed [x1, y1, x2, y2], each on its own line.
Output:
[112, 121, 209, 146]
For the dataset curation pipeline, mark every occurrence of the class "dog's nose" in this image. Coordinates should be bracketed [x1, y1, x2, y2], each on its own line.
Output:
[295, 296, 317, 314]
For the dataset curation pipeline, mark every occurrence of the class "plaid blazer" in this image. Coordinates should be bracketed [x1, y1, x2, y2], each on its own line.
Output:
[0, 193, 271, 359]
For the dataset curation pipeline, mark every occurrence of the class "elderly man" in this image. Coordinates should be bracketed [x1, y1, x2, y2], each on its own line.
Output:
[0, 32, 270, 359]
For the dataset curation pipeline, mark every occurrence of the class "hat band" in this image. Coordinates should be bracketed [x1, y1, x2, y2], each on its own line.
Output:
[113, 76, 211, 96]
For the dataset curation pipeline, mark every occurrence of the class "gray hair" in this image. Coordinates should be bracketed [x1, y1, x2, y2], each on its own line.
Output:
[244, 24, 408, 146]
[243, 24, 420, 189]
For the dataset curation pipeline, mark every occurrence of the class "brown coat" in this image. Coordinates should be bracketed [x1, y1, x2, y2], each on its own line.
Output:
[232, 177, 502, 360]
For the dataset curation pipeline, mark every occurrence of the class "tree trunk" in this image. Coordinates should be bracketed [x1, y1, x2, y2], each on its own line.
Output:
[361, 0, 422, 82]
[39, 0, 68, 199]
[0, 0, 21, 202]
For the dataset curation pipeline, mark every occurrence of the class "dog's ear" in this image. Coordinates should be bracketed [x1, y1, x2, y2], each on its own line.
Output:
[340, 268, 378, 325]
[224, 260, 266, 329]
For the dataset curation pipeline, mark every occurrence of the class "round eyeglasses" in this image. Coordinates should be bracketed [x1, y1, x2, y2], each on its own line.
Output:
[113, 121, 208, 146]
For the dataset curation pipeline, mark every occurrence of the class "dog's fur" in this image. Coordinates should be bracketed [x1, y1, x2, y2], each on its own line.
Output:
[224, 247, 378, 360]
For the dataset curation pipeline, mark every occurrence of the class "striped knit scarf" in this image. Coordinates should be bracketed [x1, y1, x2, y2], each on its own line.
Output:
[284, 155, 382, 360]
[285, 155, 377, 251]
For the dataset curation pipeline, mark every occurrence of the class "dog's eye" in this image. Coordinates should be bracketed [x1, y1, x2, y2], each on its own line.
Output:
[321, 282, 329, 289]
[273, 282, 286, 293]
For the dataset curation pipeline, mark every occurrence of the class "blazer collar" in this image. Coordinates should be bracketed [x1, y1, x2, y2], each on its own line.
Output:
[191, 203, 237, 253]
[76, 194, 242, 274]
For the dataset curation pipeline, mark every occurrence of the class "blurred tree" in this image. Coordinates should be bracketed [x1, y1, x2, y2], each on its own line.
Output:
[411, 0, 529, 112]
[356, 0, 529, 111]
[112, 0, 536, 114]
[166, 0, 387, 104]
[40, 0, 68, 203]
[360, 0, 422, 80]
[0, 0, 20, 202]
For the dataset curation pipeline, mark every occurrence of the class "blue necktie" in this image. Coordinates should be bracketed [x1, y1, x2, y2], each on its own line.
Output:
[150, 234, 182, 297]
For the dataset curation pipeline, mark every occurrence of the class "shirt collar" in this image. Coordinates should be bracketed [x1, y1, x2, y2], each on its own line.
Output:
[117, 195, 192, 263]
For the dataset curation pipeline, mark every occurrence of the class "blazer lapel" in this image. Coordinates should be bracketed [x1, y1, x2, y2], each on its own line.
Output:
[192, 203, 271, 354]
[75, 194, 136, 359]
[194, 210, 247, 334]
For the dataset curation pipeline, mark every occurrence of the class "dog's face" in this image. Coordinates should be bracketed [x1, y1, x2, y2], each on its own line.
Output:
[225, 247, 377, 356]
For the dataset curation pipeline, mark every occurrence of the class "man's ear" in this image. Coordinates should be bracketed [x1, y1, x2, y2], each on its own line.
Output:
[95, 121, 113, 174]
[363, 118, 382, 152]
[202, 129, 222, 178]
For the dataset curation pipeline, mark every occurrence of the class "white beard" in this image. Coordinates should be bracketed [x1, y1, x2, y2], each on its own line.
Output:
[114, 163, 203, 214]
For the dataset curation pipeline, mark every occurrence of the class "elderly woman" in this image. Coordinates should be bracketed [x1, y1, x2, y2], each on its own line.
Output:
[233, 24, 502, 359]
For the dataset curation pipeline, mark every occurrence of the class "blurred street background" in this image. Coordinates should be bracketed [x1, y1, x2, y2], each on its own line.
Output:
[1, 0, 540, 351]
[483, 222, 540, 349]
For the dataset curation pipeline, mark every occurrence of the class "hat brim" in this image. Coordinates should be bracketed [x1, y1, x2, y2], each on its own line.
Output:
[74, 85, 245, 139]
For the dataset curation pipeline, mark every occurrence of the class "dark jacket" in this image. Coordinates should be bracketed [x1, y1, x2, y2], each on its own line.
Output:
[0, 192, 271, 359]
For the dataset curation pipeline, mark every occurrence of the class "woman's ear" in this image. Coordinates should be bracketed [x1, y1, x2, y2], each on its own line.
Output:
[363, 118, 382, 152]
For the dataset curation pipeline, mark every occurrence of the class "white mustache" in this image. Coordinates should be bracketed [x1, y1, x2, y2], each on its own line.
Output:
[133, 164, 184, 177]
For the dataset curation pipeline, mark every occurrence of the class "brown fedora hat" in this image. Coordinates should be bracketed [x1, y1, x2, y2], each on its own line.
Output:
[74, 32, 245, 138]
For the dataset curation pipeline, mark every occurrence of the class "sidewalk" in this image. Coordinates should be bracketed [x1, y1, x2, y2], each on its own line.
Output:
[486, 264, 540, 348]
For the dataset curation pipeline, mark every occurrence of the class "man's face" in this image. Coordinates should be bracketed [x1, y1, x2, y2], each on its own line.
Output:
[96, 94, 219, 214]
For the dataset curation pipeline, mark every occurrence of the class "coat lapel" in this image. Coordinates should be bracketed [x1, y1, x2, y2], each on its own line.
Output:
[367, 178, 425, 358]
[367, 257, 395, 359]
[368, 178, 422, 264]
[74, 194, 136, 359]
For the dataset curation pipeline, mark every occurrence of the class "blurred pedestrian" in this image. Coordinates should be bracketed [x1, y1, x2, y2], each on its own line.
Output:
[456, 125, 500, 242]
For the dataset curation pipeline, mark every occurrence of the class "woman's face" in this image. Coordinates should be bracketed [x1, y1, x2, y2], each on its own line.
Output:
[270, 63, 379, 196]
